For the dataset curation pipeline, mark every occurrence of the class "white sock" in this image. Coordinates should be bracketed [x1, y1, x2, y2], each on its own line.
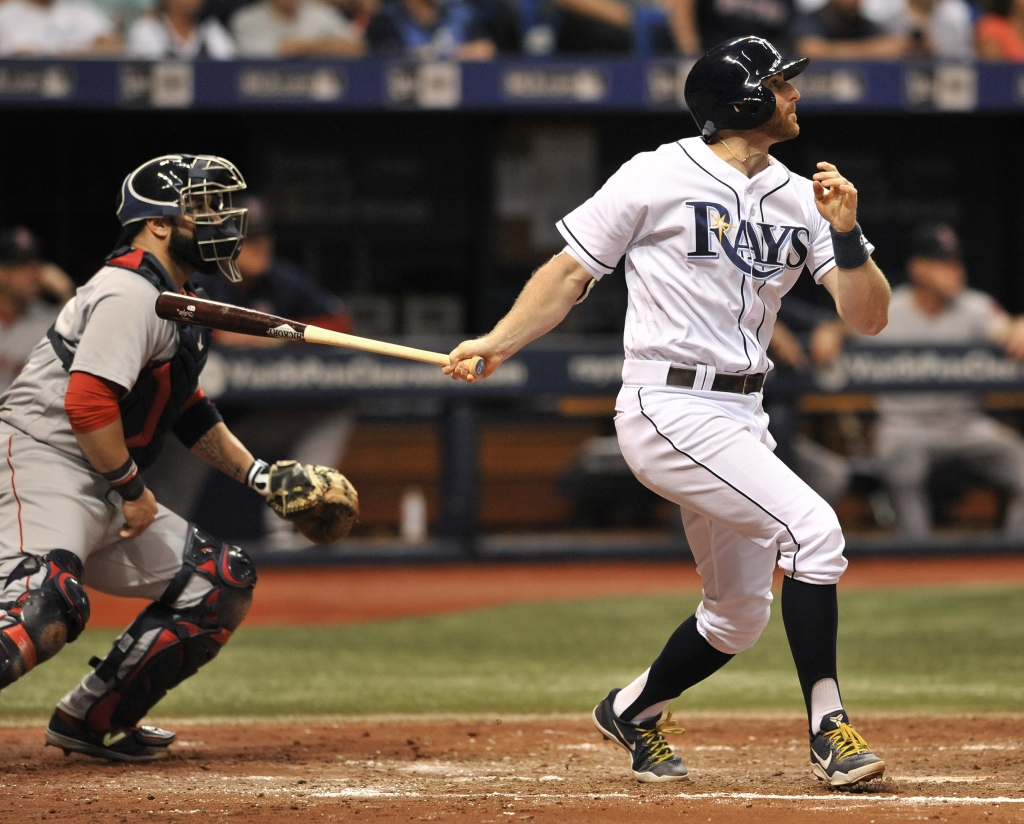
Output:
[611, 669, 670, 722]
[810, 678, 844, 734]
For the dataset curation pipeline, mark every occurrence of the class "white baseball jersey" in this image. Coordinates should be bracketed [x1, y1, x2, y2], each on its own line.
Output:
[552, 136, 869, 674]
[558, 136, 873, 375]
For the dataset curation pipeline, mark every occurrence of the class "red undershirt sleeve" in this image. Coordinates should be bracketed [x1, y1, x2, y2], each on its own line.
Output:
[65, 372, 124, 434]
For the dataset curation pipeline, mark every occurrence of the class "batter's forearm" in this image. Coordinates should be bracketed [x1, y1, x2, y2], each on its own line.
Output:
[489, 253, 594, 358]
[191, 422, 255, 483]
[832, 259, 890, 336]
[74, 419, 132, 474]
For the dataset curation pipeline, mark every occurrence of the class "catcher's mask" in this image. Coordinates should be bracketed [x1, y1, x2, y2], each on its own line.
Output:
[116, 154, 249, 282]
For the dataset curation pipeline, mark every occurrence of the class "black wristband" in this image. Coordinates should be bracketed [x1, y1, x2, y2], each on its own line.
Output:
[114, 473, 146, 502]
[830, 223, 870, 270]
[103, 458, 145, 502]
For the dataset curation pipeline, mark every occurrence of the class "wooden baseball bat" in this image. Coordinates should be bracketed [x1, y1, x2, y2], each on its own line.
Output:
[154, 293, 486, 376]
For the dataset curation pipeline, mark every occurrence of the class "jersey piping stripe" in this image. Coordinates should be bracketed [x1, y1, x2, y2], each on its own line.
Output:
[6, 436, 24, 556]
[812, 256, 836, 277]
[678, 143, 754, 372]
[759, 173, 791, 222]
[737, 270, 752, 371]
[637, 387, 802, 578]
[558, 220, 615, 272]
[754, 281, 769, 347]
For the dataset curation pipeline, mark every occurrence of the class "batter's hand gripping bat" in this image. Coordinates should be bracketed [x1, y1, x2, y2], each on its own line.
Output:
[155, 293, 485, 377]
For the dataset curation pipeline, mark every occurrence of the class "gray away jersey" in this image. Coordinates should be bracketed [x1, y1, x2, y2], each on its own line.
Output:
[869, 284, 1005, 420]
[0, 265, 178, 460]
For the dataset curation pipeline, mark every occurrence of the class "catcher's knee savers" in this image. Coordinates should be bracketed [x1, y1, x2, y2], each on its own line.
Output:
[83, 526, 255, 731]
[0, 550, 90, 689]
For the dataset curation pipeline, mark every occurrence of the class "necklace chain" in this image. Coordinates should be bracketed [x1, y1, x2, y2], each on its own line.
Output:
[718, 138, 767, 165]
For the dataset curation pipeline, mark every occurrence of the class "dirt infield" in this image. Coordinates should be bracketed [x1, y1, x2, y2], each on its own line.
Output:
[42, 557, 1021, 821]
[84, 555, 1024, 628]
[4, 715, 1023, 822]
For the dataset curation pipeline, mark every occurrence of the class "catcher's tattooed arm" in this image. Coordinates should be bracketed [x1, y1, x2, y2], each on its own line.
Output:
[190, 422, 256, 483]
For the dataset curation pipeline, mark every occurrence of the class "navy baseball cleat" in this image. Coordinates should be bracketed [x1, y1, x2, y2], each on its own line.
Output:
[45, 709, 175, 763]
[592, 689, 689, 783]
[810, 710, 885, 788]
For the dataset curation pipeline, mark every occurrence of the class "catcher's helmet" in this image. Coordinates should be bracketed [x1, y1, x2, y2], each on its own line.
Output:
[684, 37, 809, 143]
[116, 154, 248, 282]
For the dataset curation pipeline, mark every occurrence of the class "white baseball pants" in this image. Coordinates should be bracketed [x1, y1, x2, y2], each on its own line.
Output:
[615, 383, 847, 655]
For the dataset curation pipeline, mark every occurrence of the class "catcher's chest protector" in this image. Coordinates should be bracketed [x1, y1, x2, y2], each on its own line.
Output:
[49, 247, 213, 470]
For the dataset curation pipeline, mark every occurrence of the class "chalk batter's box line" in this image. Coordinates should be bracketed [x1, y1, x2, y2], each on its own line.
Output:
[310, 789, 1024, 804]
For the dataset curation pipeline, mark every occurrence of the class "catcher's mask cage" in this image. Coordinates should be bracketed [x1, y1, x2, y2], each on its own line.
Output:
[116, 154, 249, 282]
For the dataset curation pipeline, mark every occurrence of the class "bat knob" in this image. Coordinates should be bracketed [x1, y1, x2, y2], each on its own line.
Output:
[471, 357, 485, 376]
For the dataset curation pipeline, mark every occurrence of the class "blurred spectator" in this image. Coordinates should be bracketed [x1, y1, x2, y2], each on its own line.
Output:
[791, 0, 907, 58]
[127, 0, 236, 58]
[976, 0, 1024, 60]
[202, 198, 351, 336]
[0, 226, 75, 395]
[870, 223, 1024, 537]
[670, 0, 795, 57]
[884, 0, 974, 57]
[367, 0, 496, 58]
[93, 0, 154, 32]
[0, 0, 121, 55]
[329, 0, 376, 32]
[469, 0, 521, 52]
[230, 0, 364, 56]
[549, 0, 688, 54]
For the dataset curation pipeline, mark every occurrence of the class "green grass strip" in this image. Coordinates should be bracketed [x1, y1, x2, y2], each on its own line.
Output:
[2, 585, 1022, 721]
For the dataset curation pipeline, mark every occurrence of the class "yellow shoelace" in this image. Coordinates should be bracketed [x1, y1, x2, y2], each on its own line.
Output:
[637, 708, 686, 766]
[821, 722, 873, 759]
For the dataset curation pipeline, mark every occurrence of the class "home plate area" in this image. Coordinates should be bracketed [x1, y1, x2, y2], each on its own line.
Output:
[2, 715, 1022, 823]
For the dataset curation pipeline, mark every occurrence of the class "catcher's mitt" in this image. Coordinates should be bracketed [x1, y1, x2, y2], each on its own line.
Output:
[266, 460, 359, 544]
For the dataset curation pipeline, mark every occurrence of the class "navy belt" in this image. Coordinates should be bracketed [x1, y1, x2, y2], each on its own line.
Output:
[666, 367, 765, 395]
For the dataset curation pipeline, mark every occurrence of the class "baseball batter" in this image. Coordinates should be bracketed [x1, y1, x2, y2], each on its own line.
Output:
[447, 37, 892, 787]
[0, 154, 356, 762]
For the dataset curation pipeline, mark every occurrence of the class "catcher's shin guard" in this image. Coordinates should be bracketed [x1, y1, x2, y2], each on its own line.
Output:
[82, 527, 255, 731]
[0, 550, 90, 689]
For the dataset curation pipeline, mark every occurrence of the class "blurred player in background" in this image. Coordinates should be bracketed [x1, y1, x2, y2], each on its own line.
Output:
[870, 222, 1024, 537]
[0, 226, 75, 394]
[172, 197, 356, 547]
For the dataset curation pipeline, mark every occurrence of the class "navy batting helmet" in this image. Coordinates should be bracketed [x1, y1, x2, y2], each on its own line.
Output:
[684, 37, 809, 143]
[116, 154, 248, 282]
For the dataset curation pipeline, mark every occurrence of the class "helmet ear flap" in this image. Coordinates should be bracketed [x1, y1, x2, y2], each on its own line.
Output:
[684, 36, 802, 141]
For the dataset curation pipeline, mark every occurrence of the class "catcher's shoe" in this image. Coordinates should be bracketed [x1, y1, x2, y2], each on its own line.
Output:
[45, 709, 174, 763]
[810, 710, 885, 788]
[592, 689, 689, 783]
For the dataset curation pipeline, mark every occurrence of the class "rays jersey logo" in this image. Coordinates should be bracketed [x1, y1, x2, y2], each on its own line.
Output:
[687, 201, 810, 280]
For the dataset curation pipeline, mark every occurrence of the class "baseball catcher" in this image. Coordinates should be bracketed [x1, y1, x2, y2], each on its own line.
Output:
[0, 154, 357, 763]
